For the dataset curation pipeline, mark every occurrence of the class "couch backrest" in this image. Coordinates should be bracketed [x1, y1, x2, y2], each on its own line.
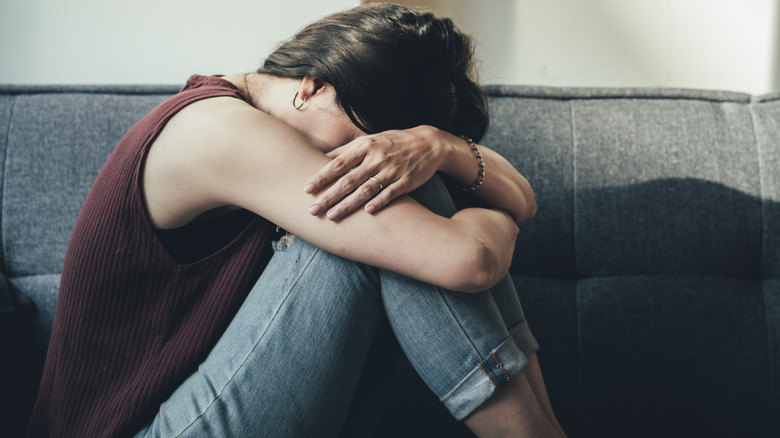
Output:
[0, 85, 177, 354]
[479, 85, 780, 437]
[1, 84, 778, 437]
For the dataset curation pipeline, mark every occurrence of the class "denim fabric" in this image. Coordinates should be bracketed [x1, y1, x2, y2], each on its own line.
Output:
[136, 177, 537, 437]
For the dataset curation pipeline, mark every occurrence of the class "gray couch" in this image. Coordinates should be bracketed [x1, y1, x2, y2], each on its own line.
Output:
[1, 83, 778, 437]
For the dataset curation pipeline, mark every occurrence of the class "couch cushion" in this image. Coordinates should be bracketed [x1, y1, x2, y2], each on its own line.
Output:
[752, 95, 780, 276]
[0, 86, 177, 366]
[0, 272, 37, 437]
[2, 91, 171, 278]
[0, 94, 15, 272]
[482, 95, 575, 278]
[573, 98, 761, 277]
[478, 86, 776, 437]
[750, 94, 780, 431]
[512, 277, 579, 427]
[577, 275, 768, 436]
[9, 274, 60, 360]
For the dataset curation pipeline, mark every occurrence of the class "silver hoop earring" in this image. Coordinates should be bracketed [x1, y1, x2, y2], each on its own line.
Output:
[292, 91, 306, 110]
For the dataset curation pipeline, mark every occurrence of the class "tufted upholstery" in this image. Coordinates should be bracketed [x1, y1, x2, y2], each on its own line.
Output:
[494, 87, 779, 438]
[1, 84, 778, 437]
[373, 87, 780, 438]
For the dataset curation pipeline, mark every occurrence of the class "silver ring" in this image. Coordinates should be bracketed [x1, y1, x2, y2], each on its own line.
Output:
[368, 176, 384, 191]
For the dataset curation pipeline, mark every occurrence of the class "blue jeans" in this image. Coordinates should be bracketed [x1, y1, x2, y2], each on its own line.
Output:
[136, 176, 538, 437]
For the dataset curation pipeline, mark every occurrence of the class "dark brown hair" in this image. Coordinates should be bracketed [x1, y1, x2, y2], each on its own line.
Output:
[258, 3, 489, 141]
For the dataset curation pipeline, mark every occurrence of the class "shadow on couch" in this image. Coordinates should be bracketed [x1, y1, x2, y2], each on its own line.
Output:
[361, 177, 778, 438]
[4, 177, 778, 438]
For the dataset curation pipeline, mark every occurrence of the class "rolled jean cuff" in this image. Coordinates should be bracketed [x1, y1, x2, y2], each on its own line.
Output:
[510, 319, 539, 357]
[439, 337, 529, 421]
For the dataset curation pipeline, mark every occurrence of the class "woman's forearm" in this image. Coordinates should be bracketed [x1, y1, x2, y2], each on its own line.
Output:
[303, 126, 537, 223]
[182, 102, 517, 292]
[439, 133, 537, 224]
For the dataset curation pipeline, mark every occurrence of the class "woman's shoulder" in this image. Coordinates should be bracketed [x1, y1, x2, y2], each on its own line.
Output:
[171, 95, 302, 148]
[143, 94, 311, 228]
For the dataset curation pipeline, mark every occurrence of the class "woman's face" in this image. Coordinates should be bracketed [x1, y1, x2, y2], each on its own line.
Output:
[305, 107, 365, 153]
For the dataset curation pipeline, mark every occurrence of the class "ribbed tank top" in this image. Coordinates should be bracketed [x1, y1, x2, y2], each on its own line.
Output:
[27, 75, 276, 437]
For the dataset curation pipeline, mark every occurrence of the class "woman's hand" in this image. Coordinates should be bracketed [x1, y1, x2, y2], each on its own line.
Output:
[304, 124, 537, 224]
[304, 125, 449, 220]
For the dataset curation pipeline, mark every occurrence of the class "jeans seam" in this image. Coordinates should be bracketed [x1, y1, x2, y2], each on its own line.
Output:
[437, 289, 518, 392]
[438, 290, 485, 360]
[437, 288, 517, 390]
[175, 244, 321, 437]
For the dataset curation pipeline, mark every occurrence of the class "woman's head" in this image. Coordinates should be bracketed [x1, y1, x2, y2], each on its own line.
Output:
[258, 3, 488, 142]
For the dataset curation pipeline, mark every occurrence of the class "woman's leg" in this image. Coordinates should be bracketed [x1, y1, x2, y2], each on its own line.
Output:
[138, 176, 563, 438]
[136, 237, 385, 438]
[463, 363, 563, 437]
[523, 353, 567, 435]
[488, 277, 565, 434]
[383, 176, 565, 437]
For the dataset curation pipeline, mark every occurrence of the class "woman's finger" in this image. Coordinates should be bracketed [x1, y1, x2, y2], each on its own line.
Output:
[308, 169, 362, 215]
[308, 159, 390, 215]
[304, 147, 363, 194]
[325, 145, 346, 159]
[364, 177, 410, 214]
[325, 174, 388, 220]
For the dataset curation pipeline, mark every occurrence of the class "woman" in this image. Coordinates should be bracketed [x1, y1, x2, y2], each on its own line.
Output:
[28, 3, 565, 437]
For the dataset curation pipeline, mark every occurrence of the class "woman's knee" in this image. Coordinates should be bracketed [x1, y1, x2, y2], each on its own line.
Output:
[264, 235, 380, 303]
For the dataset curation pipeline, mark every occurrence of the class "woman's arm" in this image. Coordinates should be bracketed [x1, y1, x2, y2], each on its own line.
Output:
[438, 129, 537, 223]
[143, 98, 518, 292]
[304, 125, 537, 223]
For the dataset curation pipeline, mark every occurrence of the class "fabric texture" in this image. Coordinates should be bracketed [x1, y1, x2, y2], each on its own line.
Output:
[2, 82, 779, 437]
[478, 88, 776, 438]
[24, 76, 277, 437]
[374, 88, 779, 437]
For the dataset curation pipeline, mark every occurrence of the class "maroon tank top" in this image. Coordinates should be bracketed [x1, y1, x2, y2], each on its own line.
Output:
[27, 75, 276, 437]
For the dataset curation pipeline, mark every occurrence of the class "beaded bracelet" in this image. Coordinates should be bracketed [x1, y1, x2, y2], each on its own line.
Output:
[460, 135, 485, 191]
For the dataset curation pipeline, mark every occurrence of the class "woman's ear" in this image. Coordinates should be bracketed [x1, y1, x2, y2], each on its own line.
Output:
[297, 76, 330, 104]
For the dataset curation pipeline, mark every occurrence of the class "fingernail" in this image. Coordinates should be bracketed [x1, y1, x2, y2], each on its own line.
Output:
[304, 183, 314, 193]
[327, 209, 340, 220]
[309, 204, 321, 215]
[365, 204, 376, 214]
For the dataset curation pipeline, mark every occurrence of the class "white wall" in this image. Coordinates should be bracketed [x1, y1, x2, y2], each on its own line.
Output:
[0, 0, 359, 85]
[3, 0, 778, 94]
[384, 0, 779, 95]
